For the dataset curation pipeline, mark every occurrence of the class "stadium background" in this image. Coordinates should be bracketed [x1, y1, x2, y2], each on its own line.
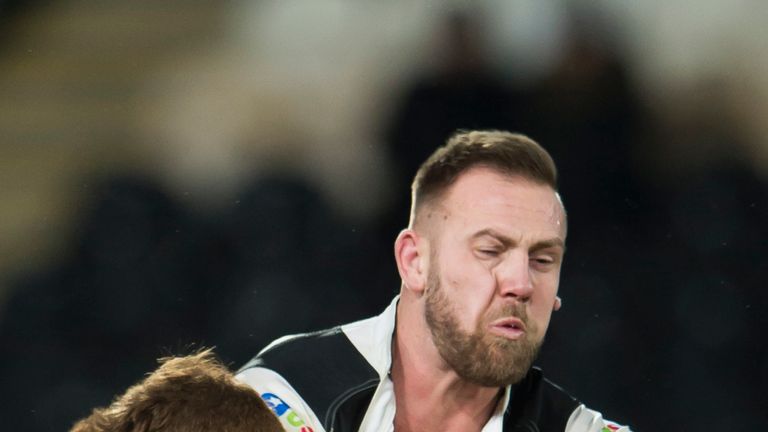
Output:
[0, 1, 766, 430]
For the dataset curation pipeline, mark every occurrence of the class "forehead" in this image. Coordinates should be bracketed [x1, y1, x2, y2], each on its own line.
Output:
[436, 167, 565, 239]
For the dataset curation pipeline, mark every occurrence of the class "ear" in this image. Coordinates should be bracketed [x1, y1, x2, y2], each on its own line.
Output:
[394, 229, 427, 294]
[553, 296, 562, 311]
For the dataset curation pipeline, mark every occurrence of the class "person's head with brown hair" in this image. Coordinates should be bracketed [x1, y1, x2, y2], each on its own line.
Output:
[71, 349, 283, 432]
[395, 129, 567, 388]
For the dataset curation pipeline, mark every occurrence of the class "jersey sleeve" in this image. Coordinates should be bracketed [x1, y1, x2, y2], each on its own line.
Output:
[565, 404, 632, 432]
[236, 366, 325, 432]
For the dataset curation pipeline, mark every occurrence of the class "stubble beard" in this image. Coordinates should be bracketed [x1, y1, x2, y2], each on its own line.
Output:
[423, 267, 542, 387]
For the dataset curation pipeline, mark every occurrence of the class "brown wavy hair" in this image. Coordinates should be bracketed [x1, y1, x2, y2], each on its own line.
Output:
[70, 349, 283, 432]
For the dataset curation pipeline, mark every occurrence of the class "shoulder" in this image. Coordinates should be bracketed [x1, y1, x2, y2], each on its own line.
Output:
[240, 327, 378, 387]
[505, 367, 581, 431]
[506, 368, 631, 432]
[238, 327, 379, 431]
[237, 367, 322, 432]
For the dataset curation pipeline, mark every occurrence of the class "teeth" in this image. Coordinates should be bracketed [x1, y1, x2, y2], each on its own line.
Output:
[494, 319, 523, 331]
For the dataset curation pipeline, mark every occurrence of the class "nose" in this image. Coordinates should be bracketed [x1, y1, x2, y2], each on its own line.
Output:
[495, 252, 533, 302]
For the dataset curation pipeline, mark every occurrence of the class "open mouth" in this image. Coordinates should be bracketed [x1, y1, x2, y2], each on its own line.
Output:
[489, 317, 526, 340]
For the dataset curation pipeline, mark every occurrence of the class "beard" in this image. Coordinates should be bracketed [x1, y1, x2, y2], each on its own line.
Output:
[424, 266, 542, 387]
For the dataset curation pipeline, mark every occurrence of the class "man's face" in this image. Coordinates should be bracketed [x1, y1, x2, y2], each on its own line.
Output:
[421, 167, 566, 387]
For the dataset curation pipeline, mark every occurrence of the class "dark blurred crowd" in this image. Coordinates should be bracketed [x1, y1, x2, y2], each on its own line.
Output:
[1, 10, 766, 432]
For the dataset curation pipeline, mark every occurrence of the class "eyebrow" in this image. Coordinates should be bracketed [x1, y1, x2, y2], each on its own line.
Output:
[471, 229, 566, 253]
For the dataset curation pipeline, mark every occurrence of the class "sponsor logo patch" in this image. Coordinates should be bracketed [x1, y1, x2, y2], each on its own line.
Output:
[261, 392, 314, 432]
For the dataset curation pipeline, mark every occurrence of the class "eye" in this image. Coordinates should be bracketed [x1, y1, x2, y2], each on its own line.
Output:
[475, 246, 502, 259]
[530, 254, 558, 270]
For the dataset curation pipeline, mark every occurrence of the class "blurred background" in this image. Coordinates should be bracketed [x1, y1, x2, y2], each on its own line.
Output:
[1, 0, 766, 430]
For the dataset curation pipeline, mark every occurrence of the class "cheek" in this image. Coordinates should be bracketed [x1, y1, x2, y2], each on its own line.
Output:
[534, 271, 560, 299]
[443, 260, 497, 304]
[446, 272, 497, 330]
[532, 280, 559, 324]
[534, 305, 554, 326]
[529, 295, 556, 333]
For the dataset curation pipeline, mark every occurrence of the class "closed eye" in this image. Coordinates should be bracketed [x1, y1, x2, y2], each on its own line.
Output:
[530, 254, 559, 270]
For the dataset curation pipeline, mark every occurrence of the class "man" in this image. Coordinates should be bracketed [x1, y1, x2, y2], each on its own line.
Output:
[72, 349, 283, 432]
[238, 130, 630, 431]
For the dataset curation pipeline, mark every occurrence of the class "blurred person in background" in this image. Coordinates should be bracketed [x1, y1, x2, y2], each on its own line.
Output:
[383, 10, 524, 236]
[71, 348, 283, 432]
[237, 130, 630, 432]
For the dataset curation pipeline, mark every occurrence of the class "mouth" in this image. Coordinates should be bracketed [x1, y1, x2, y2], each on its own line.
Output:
[488, 317, 526, 340]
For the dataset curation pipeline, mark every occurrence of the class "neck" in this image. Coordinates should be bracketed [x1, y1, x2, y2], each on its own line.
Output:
[391, 301, 503, 432]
